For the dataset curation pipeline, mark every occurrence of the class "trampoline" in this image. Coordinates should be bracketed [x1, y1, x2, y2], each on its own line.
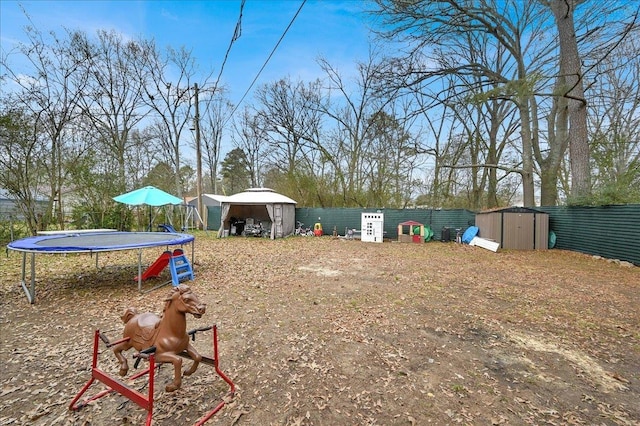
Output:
[7, 231, 195, 304]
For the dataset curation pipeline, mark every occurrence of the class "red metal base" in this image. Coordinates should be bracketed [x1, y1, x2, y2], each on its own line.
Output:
[69, 325, 235, 426]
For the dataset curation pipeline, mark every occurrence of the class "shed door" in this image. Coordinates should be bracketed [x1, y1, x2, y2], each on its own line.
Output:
[503, 213, 534, 250]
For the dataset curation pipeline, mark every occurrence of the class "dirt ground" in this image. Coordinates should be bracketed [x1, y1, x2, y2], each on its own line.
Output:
[1, 233, 639, 426]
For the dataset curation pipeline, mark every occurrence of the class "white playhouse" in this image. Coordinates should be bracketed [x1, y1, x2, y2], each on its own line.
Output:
[361, 212, 384, 243]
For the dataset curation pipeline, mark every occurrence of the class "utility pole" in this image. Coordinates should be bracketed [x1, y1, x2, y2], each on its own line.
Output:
[194, 83, 204, 230]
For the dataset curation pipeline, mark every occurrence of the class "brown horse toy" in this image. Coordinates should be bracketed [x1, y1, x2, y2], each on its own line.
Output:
[112, 284, 207, 392]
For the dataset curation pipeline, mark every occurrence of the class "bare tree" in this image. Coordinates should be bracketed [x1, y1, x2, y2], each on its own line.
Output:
[544, 0, 590, 200]
[316, 54, 399, 207]
[445, 31, 521, 209]
[0, 108, 44, 233]
[1, 23, 92, 230]
[200, 90, 233, 194]
[587, 37, 640, 202]
[74, 30, 151, 193]
[363, 106, 422, 208]
[374, 0, 640, 206]
[142, 45, 199, 197]
[231, 106, 268, 188]
[253, 77, 325, 204]
[372, 0, 551, 206]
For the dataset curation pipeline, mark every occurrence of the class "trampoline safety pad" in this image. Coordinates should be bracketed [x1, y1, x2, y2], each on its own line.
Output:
[7, 232, 195, 303]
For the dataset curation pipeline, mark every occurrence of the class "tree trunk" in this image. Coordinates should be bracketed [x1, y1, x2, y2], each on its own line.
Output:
[550, 0, 591, 200]
[518, 99, 536, 207]
[539, 76, 569, 206]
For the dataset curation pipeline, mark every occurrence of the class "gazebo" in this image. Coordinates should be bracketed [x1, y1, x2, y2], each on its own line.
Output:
[397, 220, 425, 243]
[217, 188, 297, 239]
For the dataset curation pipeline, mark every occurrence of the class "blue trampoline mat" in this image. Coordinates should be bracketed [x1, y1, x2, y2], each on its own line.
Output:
[8, 232, 194, 253]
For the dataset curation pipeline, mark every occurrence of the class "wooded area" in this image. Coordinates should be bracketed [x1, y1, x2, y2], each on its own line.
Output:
[1, 0, 639, 235]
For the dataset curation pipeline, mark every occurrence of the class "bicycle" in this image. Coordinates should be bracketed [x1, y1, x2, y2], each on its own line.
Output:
[294, 221, 314, 236]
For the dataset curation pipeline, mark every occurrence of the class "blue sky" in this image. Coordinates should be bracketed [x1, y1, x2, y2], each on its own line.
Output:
[1, 0, 375, 107]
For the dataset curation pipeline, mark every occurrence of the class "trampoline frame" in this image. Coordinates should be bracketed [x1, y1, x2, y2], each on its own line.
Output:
[7, 232, 195, 304]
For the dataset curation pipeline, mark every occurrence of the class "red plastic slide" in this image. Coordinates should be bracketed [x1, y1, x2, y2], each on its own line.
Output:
[135, 251, 171, 281]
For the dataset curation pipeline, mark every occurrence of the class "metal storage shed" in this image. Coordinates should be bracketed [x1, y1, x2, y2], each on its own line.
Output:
[187, 194, 226, 230]
[475, 207, 549, 250]
[218, 188, 297, 239]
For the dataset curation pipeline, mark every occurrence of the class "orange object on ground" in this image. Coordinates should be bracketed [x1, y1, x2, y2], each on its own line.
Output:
[135, 251, 171, 281]
[313, 222, 323, 236]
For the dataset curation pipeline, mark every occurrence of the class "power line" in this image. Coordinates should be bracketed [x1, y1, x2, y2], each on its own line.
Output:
[224, 0, 306, 126]
[215, 0, 245, 92]
[201, 0, 245, 120]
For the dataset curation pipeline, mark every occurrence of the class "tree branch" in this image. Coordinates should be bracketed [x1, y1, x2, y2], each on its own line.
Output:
[441, 162, 524, 175]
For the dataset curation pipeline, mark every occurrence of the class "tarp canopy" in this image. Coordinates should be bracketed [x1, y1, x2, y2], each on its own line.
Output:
[218, 188, 297, 239]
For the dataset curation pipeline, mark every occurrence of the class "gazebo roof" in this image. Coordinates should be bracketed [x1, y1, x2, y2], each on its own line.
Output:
[207, 188, 297, 205]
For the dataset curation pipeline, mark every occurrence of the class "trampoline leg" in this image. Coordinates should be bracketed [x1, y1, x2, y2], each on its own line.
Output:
[137, 250, 143, 292]
[19, 252, 36, 304]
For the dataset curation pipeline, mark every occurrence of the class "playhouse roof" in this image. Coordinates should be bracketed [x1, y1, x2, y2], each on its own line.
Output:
[399, 220, 423, 226]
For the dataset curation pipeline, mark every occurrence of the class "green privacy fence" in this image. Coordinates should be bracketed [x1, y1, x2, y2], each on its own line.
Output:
[207, 206, 475, 240]
[539, 204, 640, 266]
[207, 204, 640, 266]
[295, 207, 475, 241]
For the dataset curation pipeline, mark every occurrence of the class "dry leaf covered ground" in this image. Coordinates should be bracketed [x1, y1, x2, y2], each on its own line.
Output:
[1, 233, 639, 425]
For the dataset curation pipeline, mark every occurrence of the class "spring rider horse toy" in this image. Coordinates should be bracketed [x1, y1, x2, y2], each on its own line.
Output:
[70, 284, 236, 425]
[112, 283, 206, 392]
